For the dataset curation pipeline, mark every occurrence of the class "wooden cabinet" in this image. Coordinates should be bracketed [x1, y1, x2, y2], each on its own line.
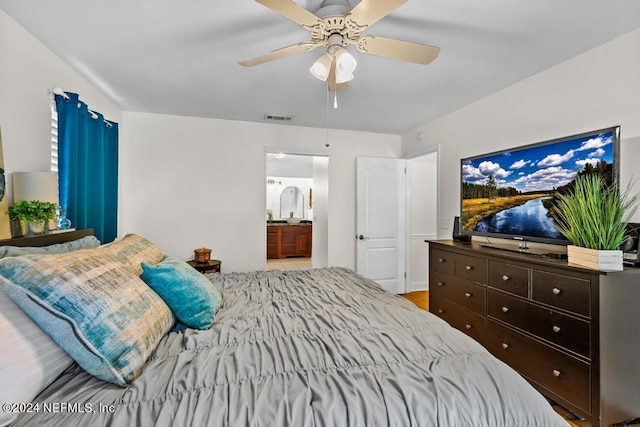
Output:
[267, 226, 279, 259]
[429, 240, 640, 427]
[430, 248, 487, 345]
[266, 224, 312, 259]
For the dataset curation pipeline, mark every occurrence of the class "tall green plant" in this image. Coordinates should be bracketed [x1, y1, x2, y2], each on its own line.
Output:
[552, 174, 638, 250]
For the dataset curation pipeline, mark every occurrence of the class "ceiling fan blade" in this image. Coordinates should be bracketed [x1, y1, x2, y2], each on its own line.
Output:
[346, 0, 407, 29]
[355, 35, 440, 65]
[255, 0, 323, 27]
[327, 60, 348, 92]
[239, 41, 321, 67]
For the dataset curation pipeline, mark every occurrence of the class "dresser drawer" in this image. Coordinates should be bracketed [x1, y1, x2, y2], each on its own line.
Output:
[454, 253, 487, 284]
[430, 293, 486, 345]
[488, 290, 590, 358]
[488, 261, 529, 298]
[488, 320, 591, 413]
[430, 271, 486, 314]
[532, 270, 591, 317]
[430, 248, 455, 275]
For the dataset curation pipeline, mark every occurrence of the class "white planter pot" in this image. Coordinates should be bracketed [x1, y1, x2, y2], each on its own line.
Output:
[567, 245, 623, 272]
[27, 220, 46, 236]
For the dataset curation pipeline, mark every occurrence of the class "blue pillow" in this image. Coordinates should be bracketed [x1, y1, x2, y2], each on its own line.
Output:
[0, 235, 101, 259]
[141, 256, 222, 329]
[0, 249, 174, 387]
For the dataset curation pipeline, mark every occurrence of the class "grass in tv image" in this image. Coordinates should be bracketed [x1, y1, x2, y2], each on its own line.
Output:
[461, 130, 615, 240]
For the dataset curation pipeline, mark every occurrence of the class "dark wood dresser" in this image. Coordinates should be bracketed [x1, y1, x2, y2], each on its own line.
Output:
[428, 240, 640, 427]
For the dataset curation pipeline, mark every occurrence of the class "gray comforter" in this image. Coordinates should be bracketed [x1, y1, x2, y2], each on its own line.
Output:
[12, 267, 567, 426]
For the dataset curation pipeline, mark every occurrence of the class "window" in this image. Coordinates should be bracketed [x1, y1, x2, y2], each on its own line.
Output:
[50, 99, 58, 173]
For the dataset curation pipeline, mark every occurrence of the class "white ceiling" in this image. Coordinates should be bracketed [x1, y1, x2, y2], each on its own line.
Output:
[266, 153, 314, 178]
[2, 0, 639, 135]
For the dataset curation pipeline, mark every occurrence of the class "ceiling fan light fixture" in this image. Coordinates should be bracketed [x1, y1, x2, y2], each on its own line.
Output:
[309, 53, 333, 81]
[335, 69, 354, 84]
[334, 47, 357, 83]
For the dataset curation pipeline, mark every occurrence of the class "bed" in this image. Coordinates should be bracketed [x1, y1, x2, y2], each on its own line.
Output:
[0, 231, 568, 426]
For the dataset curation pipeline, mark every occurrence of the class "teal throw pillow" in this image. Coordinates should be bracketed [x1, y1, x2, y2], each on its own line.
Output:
[0, 249, 174, 387]
[141, 256, 222, 330]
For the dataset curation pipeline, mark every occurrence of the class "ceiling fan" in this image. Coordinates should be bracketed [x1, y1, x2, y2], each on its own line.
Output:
[238, 0, 440, 92]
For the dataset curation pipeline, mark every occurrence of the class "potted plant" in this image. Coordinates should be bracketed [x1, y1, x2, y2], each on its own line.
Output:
[8, 200, 59, 236]
[552, 174, 638, 271]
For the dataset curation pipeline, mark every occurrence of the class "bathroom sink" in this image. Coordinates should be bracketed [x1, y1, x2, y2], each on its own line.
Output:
[286, 218, 301, 225]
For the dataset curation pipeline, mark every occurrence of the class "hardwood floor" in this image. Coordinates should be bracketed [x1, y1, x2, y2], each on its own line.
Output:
[399, 290, 603, 427]
[400, 290, 429, 311]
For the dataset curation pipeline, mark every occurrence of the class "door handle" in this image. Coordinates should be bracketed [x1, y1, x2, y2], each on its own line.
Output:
[357, 235, 370, 240]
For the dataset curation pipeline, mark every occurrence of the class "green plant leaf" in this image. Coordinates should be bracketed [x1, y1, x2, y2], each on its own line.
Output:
[7, 200, 60, 222]
[552, 175, 638, 250]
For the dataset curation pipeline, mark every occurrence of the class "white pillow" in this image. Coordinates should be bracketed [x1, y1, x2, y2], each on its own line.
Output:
[0, 287, 73, 426]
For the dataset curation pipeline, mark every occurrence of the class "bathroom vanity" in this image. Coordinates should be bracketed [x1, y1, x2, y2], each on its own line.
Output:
[267, 223, 312, 259]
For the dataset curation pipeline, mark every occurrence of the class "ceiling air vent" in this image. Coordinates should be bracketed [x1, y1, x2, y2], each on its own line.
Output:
[264, 114, 294, 122]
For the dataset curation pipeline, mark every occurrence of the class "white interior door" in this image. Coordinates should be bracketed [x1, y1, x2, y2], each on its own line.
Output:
[356, 157, 406, 294]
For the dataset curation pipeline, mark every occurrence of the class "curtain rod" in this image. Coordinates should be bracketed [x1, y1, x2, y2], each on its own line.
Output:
[48, 86, 70, 100]
[48, 86, 114, 128]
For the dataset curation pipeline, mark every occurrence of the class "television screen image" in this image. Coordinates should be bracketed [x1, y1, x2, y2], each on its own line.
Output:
[460, 126, 620, 245]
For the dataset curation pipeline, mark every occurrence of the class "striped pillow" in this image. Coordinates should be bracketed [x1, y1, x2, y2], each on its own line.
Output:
[100, 234, 164, 275]
[0, 288, 73, 426]
[0, 248, 174, 386]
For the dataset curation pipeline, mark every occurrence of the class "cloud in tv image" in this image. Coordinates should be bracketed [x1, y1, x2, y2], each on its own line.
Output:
[461, 129, 616, 241]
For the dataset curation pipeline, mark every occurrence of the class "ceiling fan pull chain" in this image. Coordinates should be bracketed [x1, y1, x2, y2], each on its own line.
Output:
[325, 87, 330, 147]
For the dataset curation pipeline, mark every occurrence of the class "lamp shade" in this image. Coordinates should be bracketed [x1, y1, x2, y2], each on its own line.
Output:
[334, 48, 357, 84]
[12, 172, 58, 203]
[309, 53, 333, 81]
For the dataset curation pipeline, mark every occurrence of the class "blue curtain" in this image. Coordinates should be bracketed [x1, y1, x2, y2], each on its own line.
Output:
[55, 93, 118, 243]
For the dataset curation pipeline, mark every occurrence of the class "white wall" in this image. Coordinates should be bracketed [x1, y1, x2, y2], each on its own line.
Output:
[312, 156, 329, 268]
[0, 10, 121, 184]
[402, 28, 640, 238]
[120, 112, 400, 272]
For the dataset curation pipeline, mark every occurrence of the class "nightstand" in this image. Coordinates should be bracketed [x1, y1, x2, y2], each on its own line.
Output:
[187, 259, 221, 274]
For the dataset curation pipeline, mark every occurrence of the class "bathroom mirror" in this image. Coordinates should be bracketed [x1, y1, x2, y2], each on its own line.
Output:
[280, 186, 304, 218]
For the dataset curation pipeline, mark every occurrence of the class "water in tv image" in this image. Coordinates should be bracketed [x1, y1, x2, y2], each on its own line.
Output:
[461, 128, 617, 242]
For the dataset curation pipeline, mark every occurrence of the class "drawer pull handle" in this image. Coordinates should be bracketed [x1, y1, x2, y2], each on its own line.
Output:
[501, 306, 509, 313]
[502, 275, 510, 282]
[438, 258, 445, 263]
[437, 309, 444, 314]
[465, 265, 473, 271]
[437, 282, 445, 287]
[552, 325, 561, 333]
[465, 292, 472, 298]
[552, 369, 562, 378]
[552, 288, 562, 295]
[501, 343, 509, 350]
[465, 324, 472, 329]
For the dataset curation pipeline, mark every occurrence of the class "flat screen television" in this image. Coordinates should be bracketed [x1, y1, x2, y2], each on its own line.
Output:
[460, 126, 620, 250]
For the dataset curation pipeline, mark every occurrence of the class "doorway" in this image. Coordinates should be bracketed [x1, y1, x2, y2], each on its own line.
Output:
[406, 150, 439, 292]
[264, 148, 329, 270]
[355, 147, 439, 293]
